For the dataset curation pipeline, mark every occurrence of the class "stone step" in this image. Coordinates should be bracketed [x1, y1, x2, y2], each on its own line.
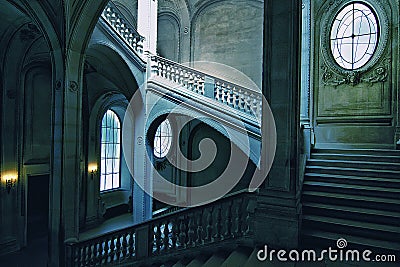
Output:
[303, 181, 400, 199]
[302, 191, 400, 211]
[311, 148, 400, 157]
[302, 202, 400, 226]
[302, 215, 400, 242]
[304, 173, 400, 188]
[301, 229, 400, 253]
[307, 159, 400, 171]
[305, 165, 400, 179]
[311, 153, 400, 163]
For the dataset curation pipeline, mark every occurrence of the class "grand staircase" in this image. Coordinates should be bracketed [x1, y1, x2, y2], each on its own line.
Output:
[301, 148, 400, 254]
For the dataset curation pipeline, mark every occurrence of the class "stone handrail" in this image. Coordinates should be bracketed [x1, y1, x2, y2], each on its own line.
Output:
[101, 1, 144, 55]
[65, 191, 256, 266]
[150, 56, 263, 122]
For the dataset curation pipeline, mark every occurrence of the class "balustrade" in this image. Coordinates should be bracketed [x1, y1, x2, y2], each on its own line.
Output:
[101, 1, 144, 55]
[66, 192, 256, 266]
[150, 56, 262, 122]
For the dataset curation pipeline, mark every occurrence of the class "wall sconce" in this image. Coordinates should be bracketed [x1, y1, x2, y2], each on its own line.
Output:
[2, 173, 17, 194]
[88, 164, 98, 180]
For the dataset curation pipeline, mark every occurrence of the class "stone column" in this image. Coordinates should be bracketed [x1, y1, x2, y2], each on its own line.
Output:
[137, 0, 158, 55]
[256, 0, 301, 249]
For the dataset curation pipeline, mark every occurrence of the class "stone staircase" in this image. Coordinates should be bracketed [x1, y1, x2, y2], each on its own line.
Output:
[301, 148, 400, 254]
[130, 246, 277, 267]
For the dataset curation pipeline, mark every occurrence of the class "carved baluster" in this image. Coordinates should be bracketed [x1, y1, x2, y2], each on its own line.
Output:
[115, 235, 122, 261]
[175, 67, 180, 83]
[92, 242, 99, 265]
[187, 214, 196, 246]
[188, 73, 194, 91]
[171, 219, 178, 249]
[206, 208, 213, 242]
[214, 81, 220, 101]
[179, 70, 184, 85]
[87, 245, 92, 266]
[224, 201, 233, 239]
[234, 198, 243, 237]
[245, 198, 256, 235]
[81, 246, 88, 266]
[128, 231, 135, 258]
[110, 236, 116, 263]
[196, 211, 204, 244]
[76, 246, 82, 267]
[103, 239, 110, 264]
[183, 71, 189, 89]
[214, 206, 223, 240]
[178, 218, 187, 247]
[162, 63, 167, 78]
[163, 221, 170, 251]
[198, 77, 205, 95]
[154, 223, 162, 254]
[121, 233, 128, 260]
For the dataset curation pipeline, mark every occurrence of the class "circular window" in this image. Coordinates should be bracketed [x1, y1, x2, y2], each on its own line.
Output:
[153, 119, 172, 158]
[330, 2, 379, 70]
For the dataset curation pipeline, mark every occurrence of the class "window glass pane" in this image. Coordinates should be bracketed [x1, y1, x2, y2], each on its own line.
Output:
[330, 2, 379, 70]
[154, 119, 172, 158]
[100, 109, 121, 191]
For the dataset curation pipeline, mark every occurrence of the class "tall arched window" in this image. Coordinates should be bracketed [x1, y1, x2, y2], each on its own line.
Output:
[100, 109, 121, 191]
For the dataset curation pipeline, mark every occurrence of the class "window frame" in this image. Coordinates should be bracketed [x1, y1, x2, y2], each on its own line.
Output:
[329, 2, 379, 70]
[153, 118, 173, 159]
[320, 0, 389, 74]
[100, 109, 122, 192]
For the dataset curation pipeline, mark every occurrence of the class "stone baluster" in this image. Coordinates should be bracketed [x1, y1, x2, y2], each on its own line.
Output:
[171, 219, 178, 249]
[93, 242, 100, 265]
[76, 246, 82, 267]
[196, 211, 204, 244]
[115, 235, 122, 261]
[206, 208, 213, 242]
[234, 198, 243, 237]
[187, 214, 196, 246]
[154, 223, 162, 254]
[163, 221, 170, 251]
[224, 201, 233, 239]
[214, 206, 223, 240]
[81, 246, 88, 266]
[103, 239, 109, 264]
[178, 218, 187, 247]
[110, 236, 116, 262]
[121, 233, 128, 260]
[188, 73, 194, 92]
[128, 231, 135, 258]
[214, 81, 221, 101]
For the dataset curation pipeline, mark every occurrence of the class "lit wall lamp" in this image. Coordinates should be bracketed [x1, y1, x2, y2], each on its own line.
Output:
[2, 172, 17, 194]
[88, 164, 98, 180]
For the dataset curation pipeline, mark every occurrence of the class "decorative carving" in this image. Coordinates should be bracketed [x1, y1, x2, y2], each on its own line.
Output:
[137, 136, 143, 145]
[322, 59, 388, 88]
[68, 81, 78, 92]
[361, 58, 390, 85]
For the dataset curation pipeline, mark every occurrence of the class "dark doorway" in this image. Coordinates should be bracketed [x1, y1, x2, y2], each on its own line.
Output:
[27, 174, 49, 242]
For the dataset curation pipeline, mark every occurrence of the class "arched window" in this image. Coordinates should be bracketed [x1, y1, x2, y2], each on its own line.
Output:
[100, 109, 121, 191]
[154, 119, 172, 158]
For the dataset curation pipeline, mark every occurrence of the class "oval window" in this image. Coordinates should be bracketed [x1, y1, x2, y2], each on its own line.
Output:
[154, 119, 172, 158]
[330, 2, 379, 70]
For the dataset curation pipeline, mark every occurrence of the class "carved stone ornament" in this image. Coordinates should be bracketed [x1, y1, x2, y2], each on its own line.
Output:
[137, 136, 143, 145]
[69, 81, 78, 92]
[322, 58, 390, 88]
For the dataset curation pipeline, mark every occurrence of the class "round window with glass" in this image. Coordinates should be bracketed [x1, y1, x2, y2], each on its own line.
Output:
[330, 2, 379, 70]
[153, 119, 172, 158]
